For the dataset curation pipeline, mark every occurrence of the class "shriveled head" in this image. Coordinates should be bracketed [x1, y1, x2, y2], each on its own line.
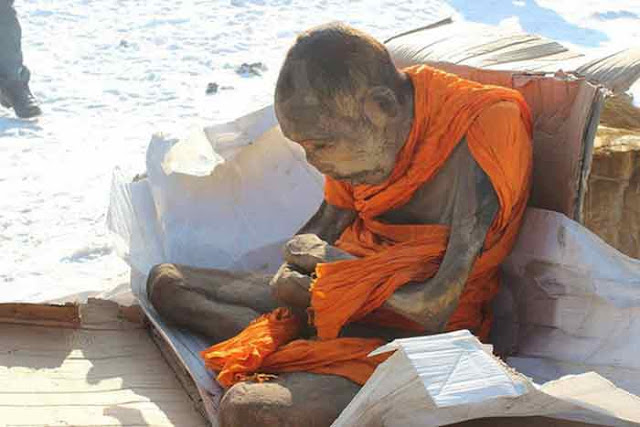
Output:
[275, 22, 413, 185]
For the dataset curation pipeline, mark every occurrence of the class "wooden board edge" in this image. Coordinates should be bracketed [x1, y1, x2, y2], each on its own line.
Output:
[147, 324, 211, 426]
[0, 302, 80, 327]
[0, 299, 146, 330]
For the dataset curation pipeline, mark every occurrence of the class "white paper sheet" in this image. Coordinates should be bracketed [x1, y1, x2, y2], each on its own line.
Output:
[335, 331, 640, 427]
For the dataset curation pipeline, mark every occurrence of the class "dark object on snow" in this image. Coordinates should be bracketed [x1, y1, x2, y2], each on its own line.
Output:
[206, 82, 219, 94]
[119, 39, 130, 48]
[236, 62, 268, 77]
[0, 0, 23, 81]
[0, 66, 41, 119]
[132, 172, 148, 183]
[0, 0, 41, 118]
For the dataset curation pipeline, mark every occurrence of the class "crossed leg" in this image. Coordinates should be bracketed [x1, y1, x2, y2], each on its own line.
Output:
[147, 263, 279, 341]
[146, 262, 361, 426]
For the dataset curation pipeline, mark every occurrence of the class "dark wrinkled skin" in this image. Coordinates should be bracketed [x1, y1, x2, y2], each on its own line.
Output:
[147, 22, 499, 427]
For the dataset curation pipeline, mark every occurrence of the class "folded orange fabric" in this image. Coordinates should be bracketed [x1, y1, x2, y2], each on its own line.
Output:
[201, 307, 388, 387]
[202, 64, 532, 387]
[200, 307, 301, 387]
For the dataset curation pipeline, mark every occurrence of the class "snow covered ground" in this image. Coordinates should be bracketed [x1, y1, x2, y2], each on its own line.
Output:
[1, 0, 639, 303]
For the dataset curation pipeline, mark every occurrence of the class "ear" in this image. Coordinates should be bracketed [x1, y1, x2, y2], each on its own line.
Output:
[363, 86, 399, 128]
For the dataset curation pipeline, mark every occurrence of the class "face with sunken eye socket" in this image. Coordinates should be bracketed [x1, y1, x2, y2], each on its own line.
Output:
[282, 113, 400, 186]
[291, 118, 396, 185]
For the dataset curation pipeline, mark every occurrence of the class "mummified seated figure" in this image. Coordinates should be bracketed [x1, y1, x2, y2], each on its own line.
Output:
[147, 22, 533, 427]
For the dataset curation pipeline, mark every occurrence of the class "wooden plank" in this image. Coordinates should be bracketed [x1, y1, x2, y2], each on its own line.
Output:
[0, 299, 145, 331]
[0, 405, 203, 427]
[0, 315, 206, 426]
[78, 299, 145, 331]
[0, 303, 80, 327]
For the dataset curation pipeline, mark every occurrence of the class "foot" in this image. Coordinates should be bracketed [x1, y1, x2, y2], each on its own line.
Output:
[0, 67, 42, 119]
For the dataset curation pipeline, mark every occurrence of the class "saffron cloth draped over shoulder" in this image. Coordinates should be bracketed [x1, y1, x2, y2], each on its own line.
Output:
[201, 64, 533, 387]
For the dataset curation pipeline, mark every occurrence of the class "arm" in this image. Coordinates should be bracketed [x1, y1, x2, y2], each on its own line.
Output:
[271, 201, 357, 309]
[384, 142, 499, 332]
[296, 200, 357, 245]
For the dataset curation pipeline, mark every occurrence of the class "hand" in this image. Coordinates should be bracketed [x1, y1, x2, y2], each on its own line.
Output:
[283, 234, 355, 274]
[270, 234, 356, 308]
[269, 262, 312, 308]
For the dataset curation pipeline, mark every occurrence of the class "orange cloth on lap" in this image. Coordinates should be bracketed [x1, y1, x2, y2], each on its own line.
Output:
[201, 308, 388, 388]
[201, 64, 532, 388]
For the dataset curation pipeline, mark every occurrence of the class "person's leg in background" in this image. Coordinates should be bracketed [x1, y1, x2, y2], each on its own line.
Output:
[0, 0, 41, 118]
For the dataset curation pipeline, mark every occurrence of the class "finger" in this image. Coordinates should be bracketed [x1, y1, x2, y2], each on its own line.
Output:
[270, 263, 312, 308]
[284, 234, 356, 273]
[284, 234, 327, 273]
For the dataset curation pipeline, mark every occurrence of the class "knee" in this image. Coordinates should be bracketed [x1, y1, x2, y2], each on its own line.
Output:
[146, 263, 183, 310]
[218, 373, 358, 427]
[219, 382, 284, 427]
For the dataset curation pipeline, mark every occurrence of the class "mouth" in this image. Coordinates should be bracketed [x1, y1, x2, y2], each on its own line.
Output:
[309, 162, 386, 185]
[325, 169, 374, 185]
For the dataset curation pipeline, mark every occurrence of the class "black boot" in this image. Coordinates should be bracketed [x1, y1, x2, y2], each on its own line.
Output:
[0, 66, 41, 119]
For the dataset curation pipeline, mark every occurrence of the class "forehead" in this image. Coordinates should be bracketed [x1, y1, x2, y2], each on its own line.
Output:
[276, 94, 362, 142]
[277, 105, 335, 141]
[275, 58, 362, 140]
[276, 101, 363, 142]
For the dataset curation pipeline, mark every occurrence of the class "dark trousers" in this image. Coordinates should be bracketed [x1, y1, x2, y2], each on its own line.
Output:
[0, 0, 23, 80]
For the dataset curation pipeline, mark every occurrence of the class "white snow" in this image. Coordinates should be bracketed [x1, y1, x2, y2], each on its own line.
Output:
[1, 0, 639, 303]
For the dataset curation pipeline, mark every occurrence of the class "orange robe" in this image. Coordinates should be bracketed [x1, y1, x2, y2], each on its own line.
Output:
[201, 64, 533, 388]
